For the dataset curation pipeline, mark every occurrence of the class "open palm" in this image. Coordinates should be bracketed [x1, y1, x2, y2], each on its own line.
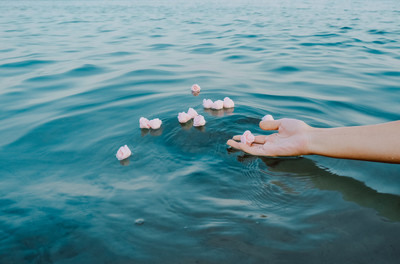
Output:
[227, 118, 312, 157]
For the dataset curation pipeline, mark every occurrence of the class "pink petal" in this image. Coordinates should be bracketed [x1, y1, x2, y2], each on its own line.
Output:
[191, 84, 201, 92]
[193, 115, 206, 127]
[262, 114, 274, 121]
[187, 108, 198, 119]
[223, 97, 235, 108]
[203, 99, 213, 109]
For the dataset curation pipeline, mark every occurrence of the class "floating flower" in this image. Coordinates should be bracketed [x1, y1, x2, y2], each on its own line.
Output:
[149, 118, 162, 129]
[191, 84, 201, 93]
[116, 145, 132, 161]
[211, 100, 224, 110]
[187, 108, 198, 119]
[139, 117, 151, 129]
[223, 97, 235, 108]
[178, 112, 192, 123]
[193, 115, 206, 127]
[241, 130, 255, 146]
[203, 99, 213, 109]
[262, 114, 274, 121]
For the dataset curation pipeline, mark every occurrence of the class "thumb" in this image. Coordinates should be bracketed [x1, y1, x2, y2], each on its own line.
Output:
[259, 120, 281, 131]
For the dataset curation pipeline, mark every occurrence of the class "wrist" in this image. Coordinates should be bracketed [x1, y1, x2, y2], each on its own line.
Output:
[305, 127, 325, 156]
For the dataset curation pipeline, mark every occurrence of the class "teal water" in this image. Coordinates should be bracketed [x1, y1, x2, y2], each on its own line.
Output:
[1, 0, 400, 263]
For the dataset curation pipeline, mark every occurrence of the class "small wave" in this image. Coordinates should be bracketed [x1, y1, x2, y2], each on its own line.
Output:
[65, 64, 106, 77]
[148, 43, 175, 50]
[363, 46, 385, 54]
[367, 29, 388, 35]
[271, 66, 300, 72]
[0, 59, 54, 69]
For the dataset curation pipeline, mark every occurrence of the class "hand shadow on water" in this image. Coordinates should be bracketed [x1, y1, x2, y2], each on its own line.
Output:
[231, 152, 400, 222]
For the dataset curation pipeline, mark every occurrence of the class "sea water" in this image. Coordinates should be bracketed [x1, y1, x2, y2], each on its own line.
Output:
[1, 0, 400, 263]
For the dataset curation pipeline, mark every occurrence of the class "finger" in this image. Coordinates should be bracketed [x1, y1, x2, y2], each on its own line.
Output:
[232, 135, 241, 141]
[232, 135, 267, 144]
[227, 140, 265, 156]
[259, 120, 281, 131]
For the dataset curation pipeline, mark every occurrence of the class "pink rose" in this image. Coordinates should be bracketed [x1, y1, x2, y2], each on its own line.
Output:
[223, 97, 235, 108]
[211, 100, 224, 110]
[193, 115, 206, 127]
[178, 112, 192, 123]
[116, 145, 132, 161]
[139, 117, 151, 129]
[191, 84, 201, 93]
[203, 99, 213, 109]
[187, 107, 198, 119]
[149, 118, 162, 129]
[262, 114, 274, 121]
[241, 130, 255, 145]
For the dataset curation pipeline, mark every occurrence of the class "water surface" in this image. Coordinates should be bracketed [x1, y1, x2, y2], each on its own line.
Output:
[1, 0, 400, 263]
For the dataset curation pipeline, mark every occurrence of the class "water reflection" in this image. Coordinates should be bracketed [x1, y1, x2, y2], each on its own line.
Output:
[141, 128, 163, 137]
[234, 153, 400, 222]
[191, 91, 200, 96]
[179, 120, 193, 130]
[204, 108, 234, 117]
[119, 159, 130, 166]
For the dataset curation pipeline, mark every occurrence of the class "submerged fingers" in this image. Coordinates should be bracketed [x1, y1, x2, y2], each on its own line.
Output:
[232, 135, 267, 144]
[227, 139, 266, 156]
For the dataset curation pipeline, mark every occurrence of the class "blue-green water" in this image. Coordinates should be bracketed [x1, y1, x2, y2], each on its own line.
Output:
[1, 0, 400, 263]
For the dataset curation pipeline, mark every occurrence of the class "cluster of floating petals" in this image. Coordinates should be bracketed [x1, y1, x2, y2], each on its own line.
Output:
[178, 107, 206, 127]
[262, 114, 274, 121]
[140, 117, 162, 129]
[116, 85, 244, 162]
[203, 97, 235, 110]
[191, 84, 201, 93]
[116, 145, 132, 161]
[193, 115, 206, 127]
[241, 130, 255, 146]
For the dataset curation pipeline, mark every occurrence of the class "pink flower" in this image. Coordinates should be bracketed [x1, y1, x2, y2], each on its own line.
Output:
[193, 115, 206, 127]
[149, 118, 162, 129]
[223, 97, 235, 108]
[178, 112, 192, 123]
[262, 114, 274, 121]
[191, 84, 201, 93]
[187, 108, 198, 119]
[139, 117, 151, 129]
[211, 100, 224, 110]
[241, 130, 255, 146]
[203, 99, 213, 109]
[116, 145, 132, 161]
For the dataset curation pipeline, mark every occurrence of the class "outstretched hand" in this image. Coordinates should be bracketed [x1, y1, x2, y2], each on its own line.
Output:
[227, 118, 312, 157]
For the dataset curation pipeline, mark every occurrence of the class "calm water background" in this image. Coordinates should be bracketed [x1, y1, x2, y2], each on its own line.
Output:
[1, 0, 400, 263]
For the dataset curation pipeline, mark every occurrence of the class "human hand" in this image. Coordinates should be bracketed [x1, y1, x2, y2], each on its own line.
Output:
[227, 118, 312, 157]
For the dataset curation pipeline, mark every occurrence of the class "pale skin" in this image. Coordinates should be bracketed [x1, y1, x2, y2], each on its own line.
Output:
[227, 118, 400, 164]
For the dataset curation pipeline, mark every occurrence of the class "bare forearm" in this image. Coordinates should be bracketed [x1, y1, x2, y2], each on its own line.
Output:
[307, 121, 400, 163]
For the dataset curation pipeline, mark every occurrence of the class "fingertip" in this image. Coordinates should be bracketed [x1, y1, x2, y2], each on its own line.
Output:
[227, 139, 236, 146]
[260, 120, 280, 131]
[232, 135, 241, 141]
